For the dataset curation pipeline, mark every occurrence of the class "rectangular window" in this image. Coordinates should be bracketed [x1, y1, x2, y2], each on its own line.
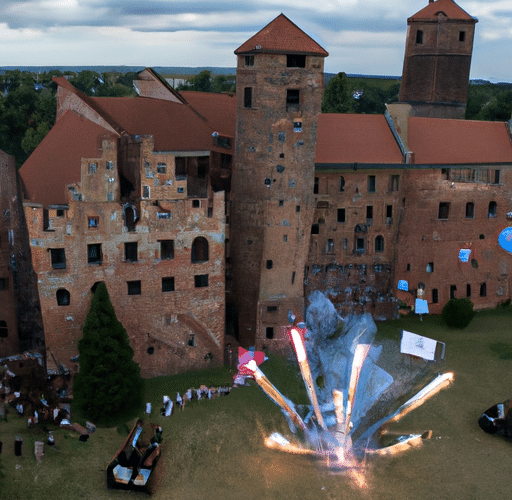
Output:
[160, 240, 174, 260]
[465, 202, 475, 219]
[466, 284, 471, 298]
[124, 242, 138, 262]
[244, 87, 252, 108]
[266, 327, 274, 339]
[438, 202, 450, 219]
[480, 282, 487, 297]
[143, 186, 150, 198]
[432, 288, 438, 303]
[459, 31, 465, 42]
[426, 262, 434, 273]
[162, 277, 175, 292]
[286, 89, 300, 112]
[157, 163, 167, 174]
[327, 239, 334, 252]
[106, 160, 114, 170]
[194, 274, 209, 288]
[89, 162, 97, 174]
[356, 237, 365, 253]
[368, 175, 376, 193]
[337, 208, 346, 223]
[127, 280, 141, 295]
[366, 205, 373, 223]
[389, 175, 399, 191]
[88, 216, 99, 228]
[314, 177, 319, 194]
[386, 204, 393, 224]
[416, 30, 423, 44]
[494, 169, 500, 184]
[0, 278, 7, 291]
[50, 248, 66, 269]
[245, 55, 254, 67]
[87, 243, 102, 264]
[293, 121, 302, 132]
[450, 285, 457, 299]
[287, 54, 306, 68]
[283, 234, 288, 242]
[267, 306, 278, 313]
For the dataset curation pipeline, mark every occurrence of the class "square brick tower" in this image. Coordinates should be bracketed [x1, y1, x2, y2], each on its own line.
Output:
[229, 14, 328, 349]
[398, 0, 477, 119]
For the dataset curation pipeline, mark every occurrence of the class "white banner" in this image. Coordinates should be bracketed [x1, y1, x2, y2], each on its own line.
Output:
[400, 330, 438, 361]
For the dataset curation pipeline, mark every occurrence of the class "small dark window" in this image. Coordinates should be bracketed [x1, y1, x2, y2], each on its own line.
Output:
[267, 306, 278, 313]
[368, 175, 376, 193]
[266, 327, 274, 339]
[188, 334, 196, 347]
[162, 277, 175, 292]
[50, 248, 66, 269]
[125, 242, 138, 262]
[195, 274, 209, 288]
[480, 282, 487, 297]
[87, 244, 102, 264]
[0, 278, 7, 290]
[191, 237, 209, 263]
[356, 237, 365, 253]
[407, 263, 411, 271]
[266, 260, 273, 270]
[292, 271, 296, 284]
[386, 204, 393, 223]
[432, 288, 438, 303]
[160, 240, 174, 260]
[287, 54, 306, 67]
[286, 89, 300, 112]
[127, 280, 141, 295]
[89, 162, 97, 174]
[157, 163, 166, 174]
[389, 175, 399, 191]
[56, 289, 70, 306]
[466, 284, 471, 298]
[143, 186, 150, 198]
[245, 55, 254, 67]
[465, 202, 474, 219]
[147, 347, 155, 355]
[311, 224, 319, 235]
[244, 87, 253, 108]
[88, 216, 99, 228]
[327, 239, 334, 252]
[375, 235, 384, 253]
[0, 320, 7, 338]
[488, 201, 497, 218]
[337, 208, 346, 223]
[426, 262, 434, 273]
[366, 205, 373, 222]
[106, 161, 114, 170]
[416, 30, 423, 44]
[450, 285, 457, 299]
[494, 170, 500, 184]
[439, 202, 450, 219]
[339, 176, 345, 191]
[296, 205, 300, 212]
[314, 177, 319, 194]
[192, 199, 201, 208]
[283, 235, 288, 242]
[279, 200, 284, 207]
[459, 31, 465, 42]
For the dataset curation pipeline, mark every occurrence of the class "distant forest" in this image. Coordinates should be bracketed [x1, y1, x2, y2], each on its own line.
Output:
[1, 67, 511, 168]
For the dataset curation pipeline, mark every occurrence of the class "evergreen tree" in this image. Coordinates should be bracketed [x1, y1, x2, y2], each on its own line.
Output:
[321, 72, 355, 113]
[73, 282, 143, 422]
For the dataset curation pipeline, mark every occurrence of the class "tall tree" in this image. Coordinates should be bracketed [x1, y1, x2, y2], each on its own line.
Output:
[321, 72, 355, 113]
[73, 282, 143, 423]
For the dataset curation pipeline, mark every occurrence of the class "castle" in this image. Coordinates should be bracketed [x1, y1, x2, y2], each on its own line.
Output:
[2, 0, 512, 376]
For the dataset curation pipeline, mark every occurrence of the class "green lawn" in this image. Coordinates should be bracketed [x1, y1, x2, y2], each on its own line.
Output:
[2, 307, 512, 499]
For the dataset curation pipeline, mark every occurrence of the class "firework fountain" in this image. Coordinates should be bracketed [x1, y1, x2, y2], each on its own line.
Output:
[244, 291, 453, 473]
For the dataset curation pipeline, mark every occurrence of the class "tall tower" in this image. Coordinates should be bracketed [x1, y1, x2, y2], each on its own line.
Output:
[398, 0, 477, 119]
[229, 14, 328, 349]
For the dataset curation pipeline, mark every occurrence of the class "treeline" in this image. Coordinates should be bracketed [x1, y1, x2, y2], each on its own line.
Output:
[1, 69, 511, 168]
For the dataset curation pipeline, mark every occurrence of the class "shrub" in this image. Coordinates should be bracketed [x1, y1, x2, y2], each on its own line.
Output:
[441, 297, 475, 328]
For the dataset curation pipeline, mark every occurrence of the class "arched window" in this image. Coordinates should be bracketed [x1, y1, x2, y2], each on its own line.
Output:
[191, 237, 209, 263]
[488, 201, 497, 218]
[375, 235, 384, 253]
[123, 204, 137, 232]
[56, 289, 70, 306]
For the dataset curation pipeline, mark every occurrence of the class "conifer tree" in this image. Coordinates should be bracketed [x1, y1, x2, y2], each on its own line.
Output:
[73, 282, 143, 422]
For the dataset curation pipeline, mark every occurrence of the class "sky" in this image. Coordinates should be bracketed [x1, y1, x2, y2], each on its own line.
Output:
[0, 0, 511, 82]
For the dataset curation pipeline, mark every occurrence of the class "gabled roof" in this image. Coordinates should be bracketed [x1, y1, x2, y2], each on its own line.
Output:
[409, 0, 476, 22]
[315, 114, 404, 165]
[180, 91, 236, 139]
[235, 14, 328, 56]
[408, 117, 512, 164]
[20, 111, 116, 206]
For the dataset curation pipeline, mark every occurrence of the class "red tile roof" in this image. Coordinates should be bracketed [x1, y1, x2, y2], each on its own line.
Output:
[409, 0, 475, 21]
[408, 117, 512, 164]
[20, 111, 116, 206]
[180, 91, 236, 139]
[315, 114, 403, 165]
[235, 14, 328, 56]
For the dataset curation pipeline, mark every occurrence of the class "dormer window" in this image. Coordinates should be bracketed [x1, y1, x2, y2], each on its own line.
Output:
[287, 54, 306, 68]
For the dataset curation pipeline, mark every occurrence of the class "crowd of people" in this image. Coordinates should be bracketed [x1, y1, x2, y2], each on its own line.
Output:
[158, 385, 232, 417]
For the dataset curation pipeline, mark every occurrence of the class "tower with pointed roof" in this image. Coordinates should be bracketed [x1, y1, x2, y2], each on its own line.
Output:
[229, 14, 328, 348]
[398, 0, 477, 119]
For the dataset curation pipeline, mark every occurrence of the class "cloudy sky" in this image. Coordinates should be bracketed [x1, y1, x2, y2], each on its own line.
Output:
[1, 0, 511, 81]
